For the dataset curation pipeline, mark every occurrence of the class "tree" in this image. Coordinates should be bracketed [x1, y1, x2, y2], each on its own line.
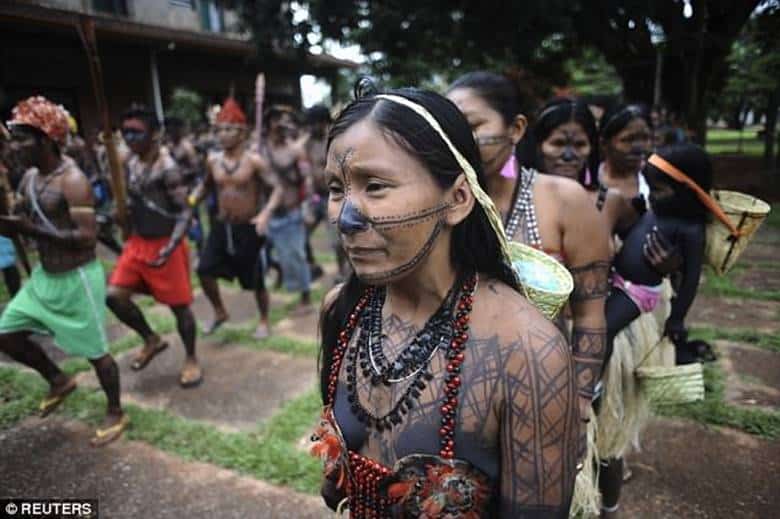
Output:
[167, 88, 204, 128]
[569, 0, 761, 144]
[232, 0, 761, 143]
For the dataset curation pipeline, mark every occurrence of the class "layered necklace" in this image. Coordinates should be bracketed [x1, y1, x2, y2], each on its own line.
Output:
[337, 273, 477, 437]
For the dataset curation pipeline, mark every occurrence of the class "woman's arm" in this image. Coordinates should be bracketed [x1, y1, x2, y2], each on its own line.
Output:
[561, 186, 611, 405]
[499, 316, 579, 518]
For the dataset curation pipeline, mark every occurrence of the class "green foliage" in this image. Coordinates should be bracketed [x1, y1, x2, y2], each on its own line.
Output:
[700, 265, 780, 301]
[167, 88, 205, 127]
[564, 47, 622, 97]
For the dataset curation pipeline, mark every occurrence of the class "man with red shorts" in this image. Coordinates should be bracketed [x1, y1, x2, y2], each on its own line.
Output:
[107, 105, 201, 387]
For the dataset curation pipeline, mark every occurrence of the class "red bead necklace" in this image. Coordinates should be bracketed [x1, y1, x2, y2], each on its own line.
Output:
[325, 273, 478, 517]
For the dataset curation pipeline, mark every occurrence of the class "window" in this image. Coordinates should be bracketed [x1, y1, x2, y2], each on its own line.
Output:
[199, 0, 225, 32]
[92, 0, 128, 16]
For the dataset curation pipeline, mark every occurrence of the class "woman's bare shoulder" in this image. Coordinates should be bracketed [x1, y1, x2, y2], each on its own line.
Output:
[472, 277, 564, 346]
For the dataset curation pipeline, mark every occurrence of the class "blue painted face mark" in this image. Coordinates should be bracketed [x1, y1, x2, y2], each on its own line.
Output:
[338, 198, 370, 235]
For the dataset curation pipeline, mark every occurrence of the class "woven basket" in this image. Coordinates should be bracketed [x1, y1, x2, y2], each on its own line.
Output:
[705, 190, 770, 276]
[636, 362, 704, 406]
[508, 242, 573, 320]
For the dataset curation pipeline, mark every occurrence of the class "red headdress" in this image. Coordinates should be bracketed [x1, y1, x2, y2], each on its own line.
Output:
[7, 96, 70, 145]
[216, 97, 247, 126]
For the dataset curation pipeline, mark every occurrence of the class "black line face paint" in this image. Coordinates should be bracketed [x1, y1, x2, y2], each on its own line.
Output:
[358, 220, 443, 284]
[327, 144, 452, 284]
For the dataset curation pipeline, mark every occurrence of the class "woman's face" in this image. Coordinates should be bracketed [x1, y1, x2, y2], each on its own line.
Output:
[447, 87, 517, 178]
[540, 121, 591, 180]
[603, 117, 651, 173]
[325, 119, 452, 284]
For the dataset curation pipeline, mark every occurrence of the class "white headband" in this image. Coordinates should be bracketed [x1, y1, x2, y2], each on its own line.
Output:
[375, 94, 512, 264]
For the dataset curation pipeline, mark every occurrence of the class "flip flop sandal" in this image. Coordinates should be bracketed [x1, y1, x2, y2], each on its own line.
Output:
[90, 414, 130, 447]
[202, 317, 228, 336]
[180, 365, 203, 389]
[39, 379, 78, 418]
[130, 341, 169, 371]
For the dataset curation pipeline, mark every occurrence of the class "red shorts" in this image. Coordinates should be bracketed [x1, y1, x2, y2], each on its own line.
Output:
[109, 235, 193, 306]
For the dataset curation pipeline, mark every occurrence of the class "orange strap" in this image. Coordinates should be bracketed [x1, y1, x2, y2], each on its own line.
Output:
[647, 154, 742, 237]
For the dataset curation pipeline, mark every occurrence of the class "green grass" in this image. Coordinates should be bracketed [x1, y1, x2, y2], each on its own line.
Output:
[690, 326, 780, 353]
[657, 363, 780, 439]
[705, 128, 764, 157]
[700, 265, 780, 302]
[0, 366, 324, 494]
[212, 326, 318, 357]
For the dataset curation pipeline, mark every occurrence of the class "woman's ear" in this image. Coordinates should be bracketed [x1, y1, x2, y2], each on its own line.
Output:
[444, 173, 475, 227]
[509, 114, 528, 144]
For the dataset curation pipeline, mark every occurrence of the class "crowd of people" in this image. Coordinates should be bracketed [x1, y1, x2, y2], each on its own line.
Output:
[0, 68, 734, 518]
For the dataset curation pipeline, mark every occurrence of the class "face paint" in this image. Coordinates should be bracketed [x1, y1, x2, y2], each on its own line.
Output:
[338, 198, 370, 234]
[326, 125, 455, 285]
[447, 87, 515, 178]
[541, 123, 590, 180]
[121, 118, 153, 155]
[605, 118, 651, 174]
[358, 220, 443, 283]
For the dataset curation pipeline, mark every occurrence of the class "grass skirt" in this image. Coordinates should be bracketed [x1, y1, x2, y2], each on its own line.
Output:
[570, 280, 674, 517]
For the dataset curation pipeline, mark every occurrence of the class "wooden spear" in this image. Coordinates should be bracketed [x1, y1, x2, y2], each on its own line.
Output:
[76, 15, 128, 239]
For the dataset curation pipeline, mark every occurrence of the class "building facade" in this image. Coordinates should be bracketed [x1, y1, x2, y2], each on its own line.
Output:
[0, 0, 355, 137]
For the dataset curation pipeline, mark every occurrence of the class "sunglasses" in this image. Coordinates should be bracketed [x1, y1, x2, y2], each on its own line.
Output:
[121, 128, 148, 142]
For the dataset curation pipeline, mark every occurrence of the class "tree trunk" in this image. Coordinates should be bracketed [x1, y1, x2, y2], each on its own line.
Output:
[764, 85, 779, 173]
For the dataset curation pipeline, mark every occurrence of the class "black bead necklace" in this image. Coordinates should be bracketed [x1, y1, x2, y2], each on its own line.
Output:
[343, 274, 469, 433]
[364, 286, 456, 386]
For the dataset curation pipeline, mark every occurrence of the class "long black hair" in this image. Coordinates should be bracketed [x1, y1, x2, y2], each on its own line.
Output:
[319, 83, 519, 401]
[599, 103, 651, 142]
[521, 97, 600, 189]
[447, 71, 520, 126]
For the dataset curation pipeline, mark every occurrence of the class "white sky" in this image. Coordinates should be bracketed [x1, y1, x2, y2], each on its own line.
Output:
[294, 2, 366, 107]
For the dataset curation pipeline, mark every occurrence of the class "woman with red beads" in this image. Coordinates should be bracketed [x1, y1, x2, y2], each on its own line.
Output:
[311, 80, 579, 518]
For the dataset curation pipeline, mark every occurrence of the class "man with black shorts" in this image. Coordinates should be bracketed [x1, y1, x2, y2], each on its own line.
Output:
[190, 94, 282, 339]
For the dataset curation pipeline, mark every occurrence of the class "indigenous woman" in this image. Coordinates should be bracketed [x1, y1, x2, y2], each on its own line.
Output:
[596, 144, 717, 517]
[313, 83, 579, 517]
[532, 99, 680, 517]
[447, 72, 611, 436]
[527, 98, 637, 239]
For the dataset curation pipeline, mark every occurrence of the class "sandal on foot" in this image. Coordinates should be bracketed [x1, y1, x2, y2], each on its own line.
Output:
[180, 364, 203, 388]
[39, 378, 78, 418]
[202, 317, 228, 336]
[90, 414, 130, 447]
[131, 341, 169, 371]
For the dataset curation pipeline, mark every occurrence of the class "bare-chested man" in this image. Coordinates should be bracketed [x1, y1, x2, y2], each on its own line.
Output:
[260, 101, 313, 314]
[190, 95, 283, 339]
[107, 105, 201, 388]
[0, 97, 127, 446]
